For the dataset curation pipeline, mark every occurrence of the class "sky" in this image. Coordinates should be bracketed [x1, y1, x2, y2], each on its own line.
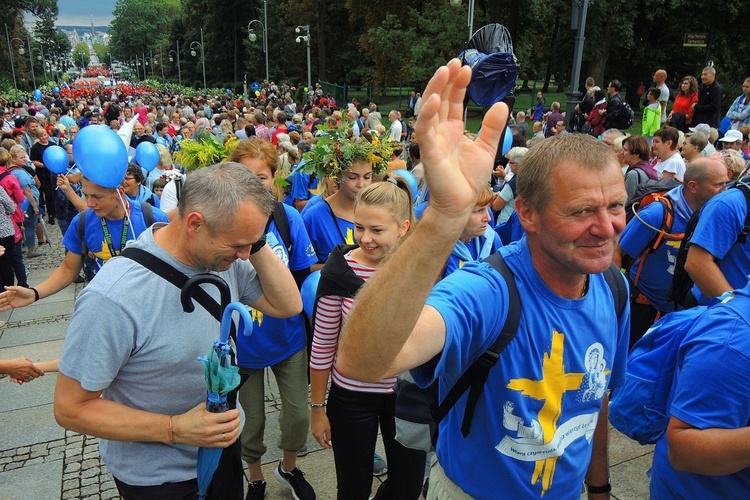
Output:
[27, 0, 116, 27]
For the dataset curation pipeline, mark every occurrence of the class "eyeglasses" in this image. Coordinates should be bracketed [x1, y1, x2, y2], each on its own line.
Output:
[123, 176, 136, 181]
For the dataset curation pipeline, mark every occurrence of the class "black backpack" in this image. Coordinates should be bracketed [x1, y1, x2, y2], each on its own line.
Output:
[618, 101, 635, 130]
[670, 182, 750, 308]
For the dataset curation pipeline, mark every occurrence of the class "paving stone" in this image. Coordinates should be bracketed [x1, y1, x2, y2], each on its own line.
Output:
[0, 459, 62, 499]
[101, 489, 120, 499]
[24, 457, 44, 466]
[81, 458, 98, 469]
[62, 489, 80, 499]
[81, 475, 98, 486]
[81, 466, 99, 479]
[64, 462, 81, 473]
[80, 483, 99, 496]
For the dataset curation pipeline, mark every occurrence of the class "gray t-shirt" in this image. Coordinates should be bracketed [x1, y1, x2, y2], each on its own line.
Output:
[658, 83, 670, 123]
[58, 225, 263, 486]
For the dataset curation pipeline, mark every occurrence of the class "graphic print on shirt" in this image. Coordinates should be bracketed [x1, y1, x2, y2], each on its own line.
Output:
[498, 331, 608, 495]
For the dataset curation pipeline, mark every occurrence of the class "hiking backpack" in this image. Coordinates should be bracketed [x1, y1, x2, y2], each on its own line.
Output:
[608, 298, 728, 445]
[670, 181, 750, 308]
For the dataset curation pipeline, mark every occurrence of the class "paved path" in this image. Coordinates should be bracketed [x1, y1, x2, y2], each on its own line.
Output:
[0, 223, 654, 499]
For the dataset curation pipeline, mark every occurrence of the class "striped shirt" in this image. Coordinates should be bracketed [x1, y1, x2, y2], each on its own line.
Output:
[310, 252, 397, 393]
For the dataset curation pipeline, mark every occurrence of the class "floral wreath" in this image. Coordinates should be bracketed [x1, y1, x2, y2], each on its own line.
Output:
[301, 124, 393, 179]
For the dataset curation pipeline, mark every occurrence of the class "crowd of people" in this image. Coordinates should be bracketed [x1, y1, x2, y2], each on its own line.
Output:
[0, 58, 749, 500]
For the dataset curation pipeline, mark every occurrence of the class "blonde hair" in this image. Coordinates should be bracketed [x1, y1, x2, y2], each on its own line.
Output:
[155, 144, 173, 168]
[356, 173, 415, 233]
[228, 137, 283, 200]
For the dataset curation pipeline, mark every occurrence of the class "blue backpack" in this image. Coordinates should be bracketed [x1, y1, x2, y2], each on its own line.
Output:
[609, 305, 709, 445]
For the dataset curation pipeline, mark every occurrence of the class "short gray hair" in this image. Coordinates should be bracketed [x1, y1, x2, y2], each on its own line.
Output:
[178, 162, 274, 232]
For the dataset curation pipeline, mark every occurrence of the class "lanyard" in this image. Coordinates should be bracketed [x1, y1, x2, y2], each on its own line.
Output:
[100, 215, 129, 260]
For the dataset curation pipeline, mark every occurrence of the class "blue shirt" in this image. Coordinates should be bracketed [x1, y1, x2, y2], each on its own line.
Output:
[302, 200, 355, 263]
[236, 205, 317, 368]
[125, 184, 160, 209]
[63, 201, 169, 270]
[689, 188, 750, 304]
[10, 166, 39, 204]
[619, 186, 692, 312]
[412, 239, 629, 499]
[650, 285, 750, 498]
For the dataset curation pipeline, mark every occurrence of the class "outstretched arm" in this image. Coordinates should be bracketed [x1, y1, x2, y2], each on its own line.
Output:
[337, 59, 509, 381]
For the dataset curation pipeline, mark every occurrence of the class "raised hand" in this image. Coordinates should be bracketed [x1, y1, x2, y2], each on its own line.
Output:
[415, 58, 508, 220]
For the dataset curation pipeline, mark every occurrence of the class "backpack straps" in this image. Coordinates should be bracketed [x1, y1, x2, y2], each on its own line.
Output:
[603, 262, 628, 318]
[434, 253, 521, 437]
[77, 201, 155, 259]
[139, 200, 155, 227]
[268, 201, 292, 252]
[735, 182, 750, 244]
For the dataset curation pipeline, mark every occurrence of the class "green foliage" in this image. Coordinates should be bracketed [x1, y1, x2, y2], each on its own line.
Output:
[301, 124, 394, 180]
[174, 133, 239, 171]
[93, 42, 109, 66]
[109, 0, 180, 61]
[72, 43, 90, 69]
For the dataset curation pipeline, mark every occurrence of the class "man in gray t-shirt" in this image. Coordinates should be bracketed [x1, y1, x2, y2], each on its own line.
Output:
[653, 69, 670, 124]
[55, 163, 302, 498]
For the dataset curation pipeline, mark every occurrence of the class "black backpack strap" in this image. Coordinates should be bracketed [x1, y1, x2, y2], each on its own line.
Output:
[119, 247, 225, 326]
[734, 182, 750, 244]
[434, 252, 521, 437]
[603, 263, 628, 318]
[139, 200, 155, 227]
[174, 177, 183, 202]
[77, 208, 89, 258]
[268, 201, 292, 252]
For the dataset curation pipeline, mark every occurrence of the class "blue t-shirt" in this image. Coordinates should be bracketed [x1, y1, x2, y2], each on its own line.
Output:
[412, 239, 629, 499]
[10, 167, 39, 204]
[444, 230, 503, 277]
[63, 201, 169, 270]
[236, 205, 317, 368]
[302, 200, 355, 263]
[126, 184, 160, 208]
[689, 188, 750, 304]
[650, 286, 750, 498]
[619, 187, 692, 312]
[299, 194, 324, 216]
[288, 160, 320, 203]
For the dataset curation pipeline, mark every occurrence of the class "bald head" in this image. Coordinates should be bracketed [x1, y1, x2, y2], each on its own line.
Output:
[683, 157, 728, 210]
[653, 69, 667, 85]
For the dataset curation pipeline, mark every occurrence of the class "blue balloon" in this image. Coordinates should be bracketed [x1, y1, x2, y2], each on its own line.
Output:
[20, 197, 30, 212]
[33, 89, 42, 101]
[135, 142, 160, 172]
[301, 270, 321, 318]
[42, 145, 70, 175]
[501, 125, 513, 156]
[53, 86, 60, 94]
[393, 169, 419, 199]
[226, 88, 232, 94]
[72, 125, 128, 188]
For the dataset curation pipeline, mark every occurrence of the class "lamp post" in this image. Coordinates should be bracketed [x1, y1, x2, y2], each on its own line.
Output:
[5, 24, 19, 99]
[135, 56, 145, 81]
[23, 38, 37, 89]
[190, 29, 206, 90]
[157, 48, 164, 80]
[168, 41, 182, 86]
[565, 0, 591, 128]
[31, 47, 47, 85]
[247, 18, 268, 84]
[295, 25, 311, 91]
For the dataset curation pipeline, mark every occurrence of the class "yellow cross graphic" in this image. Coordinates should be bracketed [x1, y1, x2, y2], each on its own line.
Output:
[507, 330, 585, 495]
[251, 308, 264, 327]
[345, 228, 354, 245]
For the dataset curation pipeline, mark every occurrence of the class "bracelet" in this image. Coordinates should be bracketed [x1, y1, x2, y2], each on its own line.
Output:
[309, 402, 326, 409]
[30, 287, 40, 302]
[168, 415, 175, 444]
[250, 235, 266, 255]
[584, 481, 612, 494]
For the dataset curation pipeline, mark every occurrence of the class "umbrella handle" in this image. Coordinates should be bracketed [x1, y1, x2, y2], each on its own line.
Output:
[221, 302, 253, 342]
[181, 273, 231, 313]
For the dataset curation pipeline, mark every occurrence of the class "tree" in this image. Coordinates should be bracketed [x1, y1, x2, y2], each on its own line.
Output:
[93, 42, 109, 66]
[109, 0, 180, 63]
[72, 43, 90, 69]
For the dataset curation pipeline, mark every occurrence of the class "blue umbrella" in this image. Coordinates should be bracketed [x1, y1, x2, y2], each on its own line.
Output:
[180, 274, 253, 499]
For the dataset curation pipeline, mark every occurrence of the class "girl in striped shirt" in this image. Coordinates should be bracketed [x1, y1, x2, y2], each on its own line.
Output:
[310, 174, 420, 499]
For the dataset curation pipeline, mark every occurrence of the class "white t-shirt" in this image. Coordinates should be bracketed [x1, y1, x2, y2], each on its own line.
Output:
[656, 153, 686, 182]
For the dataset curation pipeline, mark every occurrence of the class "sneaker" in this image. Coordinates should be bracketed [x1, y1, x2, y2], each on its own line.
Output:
[48, 216, 56, 225]
[73, 275, 85, 284]
[26, 250, 45, 258]
[273, 460, 316, 500]
[373, 453, 388, 476]
[297, 445, 309, 457]
[245, 480, 266, 500]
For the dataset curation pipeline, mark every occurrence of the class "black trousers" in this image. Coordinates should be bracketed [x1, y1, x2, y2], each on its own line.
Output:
[38, 169, 56, 219]
[327, 383, 426, 500]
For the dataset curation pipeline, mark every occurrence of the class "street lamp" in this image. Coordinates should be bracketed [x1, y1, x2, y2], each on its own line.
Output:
[295, 25, 311, 91]
[21, 38, 37, 89]
[168, 41, 182, 86]
[247, 18, 268, 84]
[190, 28, 207, 90]
[4, 24, 19, 99]
[135, 56, 146, 81]
[31, 47, 47, 85]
